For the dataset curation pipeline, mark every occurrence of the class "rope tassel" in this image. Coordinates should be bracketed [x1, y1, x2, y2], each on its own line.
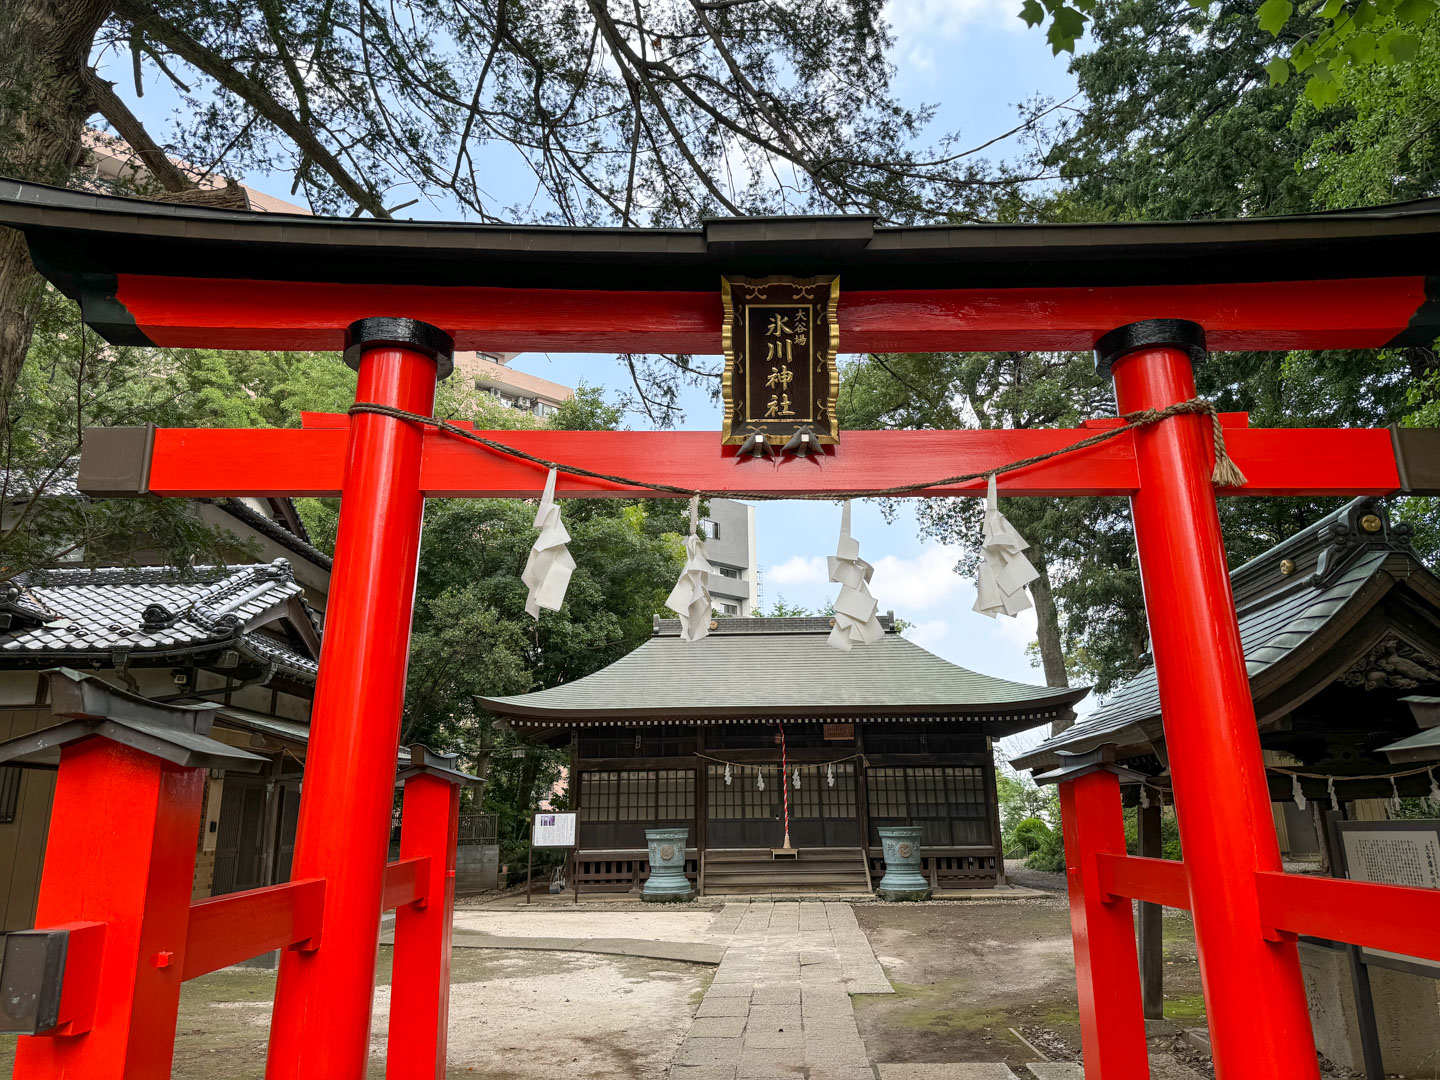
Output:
[1207, 411, 1249, 488]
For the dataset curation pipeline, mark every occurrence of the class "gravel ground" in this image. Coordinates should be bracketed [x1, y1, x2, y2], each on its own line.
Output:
[0, 946, 709, 1080]
[451, 906, 719, 943]
[1004, 858, 1065, 892]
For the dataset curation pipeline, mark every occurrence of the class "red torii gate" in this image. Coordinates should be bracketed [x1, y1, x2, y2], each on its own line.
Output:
[2, 180, 1440, 1080]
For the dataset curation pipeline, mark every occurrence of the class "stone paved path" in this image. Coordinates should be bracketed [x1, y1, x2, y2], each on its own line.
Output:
[669, 901, 891, 1080]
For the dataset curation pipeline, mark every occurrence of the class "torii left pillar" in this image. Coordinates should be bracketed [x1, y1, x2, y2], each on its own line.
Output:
[267, 317, 451, 1080]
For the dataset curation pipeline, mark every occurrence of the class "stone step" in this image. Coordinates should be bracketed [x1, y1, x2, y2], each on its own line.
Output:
[1023, 1064, 1083, 1079]
[1016, 1054, 1205, 1079]
[704, 868, 866, 881]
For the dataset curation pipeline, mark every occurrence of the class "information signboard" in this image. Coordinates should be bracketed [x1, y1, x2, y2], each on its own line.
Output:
[531, 812, 577, 849]
[1336, 818, 1440, 977]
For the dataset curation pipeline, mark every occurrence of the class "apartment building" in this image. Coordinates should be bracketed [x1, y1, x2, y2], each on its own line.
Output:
[700, 500, 759, 616]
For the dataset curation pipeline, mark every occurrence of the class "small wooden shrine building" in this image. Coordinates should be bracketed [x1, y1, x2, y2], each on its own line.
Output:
[1013, 496, 1440, 831]
[479, 614, 1087, 895]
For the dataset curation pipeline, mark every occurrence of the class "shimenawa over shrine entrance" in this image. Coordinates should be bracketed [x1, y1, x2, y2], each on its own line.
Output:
[1, 179, 1440, 1080]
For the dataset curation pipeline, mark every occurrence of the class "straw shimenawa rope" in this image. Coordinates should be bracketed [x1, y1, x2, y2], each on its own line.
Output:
[347, 397, 1247, 499]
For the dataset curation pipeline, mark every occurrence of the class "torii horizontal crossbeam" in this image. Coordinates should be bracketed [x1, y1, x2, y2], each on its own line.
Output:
[89, 275, 1430, 354]
[77, 413, 1440, 500]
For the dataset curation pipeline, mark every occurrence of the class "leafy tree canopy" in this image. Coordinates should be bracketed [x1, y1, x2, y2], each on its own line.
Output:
[1019, 0, 1438, 110]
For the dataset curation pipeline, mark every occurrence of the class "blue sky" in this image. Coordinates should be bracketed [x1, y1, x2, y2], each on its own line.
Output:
[105, 2, 1086, 759]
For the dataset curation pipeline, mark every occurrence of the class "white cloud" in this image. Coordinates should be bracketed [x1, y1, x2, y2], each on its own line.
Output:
[886, 0, 1023, 71]
[767, 554, 828, 587]
[906, 619, 950, 649]
[869, 544, 968, 613]
[991, 604, 1038, 649]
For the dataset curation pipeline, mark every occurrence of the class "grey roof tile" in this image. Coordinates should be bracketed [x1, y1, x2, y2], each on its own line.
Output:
[480, 618, 1088, 723]
[1012, 498, 1425, 771]
[0, 561, 318, 682]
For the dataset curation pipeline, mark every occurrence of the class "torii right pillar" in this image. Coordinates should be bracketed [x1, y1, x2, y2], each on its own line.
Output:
[1101, 319, 1320, 1079]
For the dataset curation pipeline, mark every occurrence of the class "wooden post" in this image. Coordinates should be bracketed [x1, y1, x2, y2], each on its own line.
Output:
[1058, 766, 1150, 1078]
[1108, 321, 1320, 1079]
[268, 320, 445, 1080]
[695, 726, 707, 896]
[1137, 799, 1164, 1020]
[13, 741, 205, 1079]
[259, 753, 284, 888]
[385, 770, 461, 1080]
[983, 737, 1007, 887]
[855, 724, 872, 860]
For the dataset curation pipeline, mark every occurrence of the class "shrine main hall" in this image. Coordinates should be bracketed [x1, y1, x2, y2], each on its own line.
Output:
[480, 614, 1086, 895]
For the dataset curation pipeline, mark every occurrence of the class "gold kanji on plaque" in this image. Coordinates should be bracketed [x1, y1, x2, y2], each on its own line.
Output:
[721, 275, 840, 448]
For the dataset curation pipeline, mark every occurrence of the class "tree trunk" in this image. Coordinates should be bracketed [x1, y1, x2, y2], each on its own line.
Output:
[1029, 563, 1073, 735]
[0, 0, 112, 414]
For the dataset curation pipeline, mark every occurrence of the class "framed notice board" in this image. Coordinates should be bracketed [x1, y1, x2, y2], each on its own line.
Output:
[526, 811, 579, 904]
[1335, 818, 1440, 978]
[532, 812, 577, 849]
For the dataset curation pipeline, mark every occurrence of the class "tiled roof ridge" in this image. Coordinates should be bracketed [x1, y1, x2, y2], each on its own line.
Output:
[210, 498, 332, 570]
[0, 560, 319, 684]
[184, 559, 297, 632]
[1229, 496, 1416, 612]
[654, 614, 894, 635]
[17, 563, 236, 587]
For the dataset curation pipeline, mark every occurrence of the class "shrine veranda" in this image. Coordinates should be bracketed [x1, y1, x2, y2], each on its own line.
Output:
[2, 178, 1440, 1079]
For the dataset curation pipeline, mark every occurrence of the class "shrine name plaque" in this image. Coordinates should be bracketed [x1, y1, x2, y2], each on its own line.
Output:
[721, 276, 840, 448]
[1336, 818, 1440, 977]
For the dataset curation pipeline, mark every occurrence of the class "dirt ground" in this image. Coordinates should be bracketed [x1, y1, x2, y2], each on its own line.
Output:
[851, 896, 1206, 1068]
[0, 945, 709, 1080]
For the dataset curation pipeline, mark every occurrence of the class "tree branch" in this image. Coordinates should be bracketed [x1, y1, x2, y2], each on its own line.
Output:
[111, 0, 391, 218]
[81, 68, 196, 193]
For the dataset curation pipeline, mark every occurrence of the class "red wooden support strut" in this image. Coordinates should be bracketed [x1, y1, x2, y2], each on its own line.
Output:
[1056, 765, 1150, 1079]
[266, 318, 448, 1080]
[386, 748, 474, 1080]
[182, 878, 327, 981]
[1104, 320, 1320, 1080]
[13, 740, 204, 1079]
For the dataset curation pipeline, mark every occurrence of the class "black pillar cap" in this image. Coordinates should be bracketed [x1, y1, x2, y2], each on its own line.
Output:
[343, 317, 455, 381]
[1095, 319, 1208, 378]
[1032, 744, 1150, 787]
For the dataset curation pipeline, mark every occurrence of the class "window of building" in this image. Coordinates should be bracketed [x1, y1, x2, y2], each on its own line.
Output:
[580, 769, 694, 823]
[718, 602, 739, 615]
[866, 766, 991, 846]
[706, 764, 775, 819]
[699, 518, 721, 540]
[717, 566, 741, 579]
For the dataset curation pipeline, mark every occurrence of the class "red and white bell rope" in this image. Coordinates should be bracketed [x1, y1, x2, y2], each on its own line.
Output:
[779, 723, 792, 850]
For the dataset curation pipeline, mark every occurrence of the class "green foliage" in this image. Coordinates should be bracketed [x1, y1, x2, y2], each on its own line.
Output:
[402, 396, 691, 854]
[1124, 806, 1184, 859]
[1298, 18, 1440, 206]
[760, 596, 821, 617]
[0, 289, 348, 577]
[1255, 0, 1439, 108]
[1025, 828, 1067, 872]
[1044, 0, 1335, 221]
[997, 768, 1062, 856]
[1011, 815, 1054, 855]
[1021, 0, 1436, 114]
[89, 1, 1029, 228]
